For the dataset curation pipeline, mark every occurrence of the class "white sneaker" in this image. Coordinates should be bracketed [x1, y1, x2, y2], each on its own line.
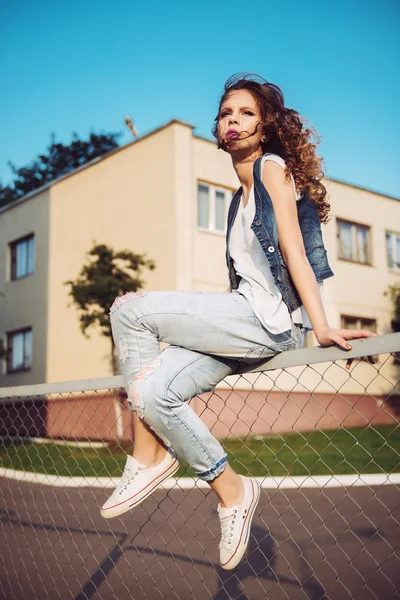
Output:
[217, 475, 261, 570]
[101, 451, 179, 519]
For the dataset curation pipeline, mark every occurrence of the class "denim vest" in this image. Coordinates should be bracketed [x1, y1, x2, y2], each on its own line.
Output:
[226, 155, 334, 313]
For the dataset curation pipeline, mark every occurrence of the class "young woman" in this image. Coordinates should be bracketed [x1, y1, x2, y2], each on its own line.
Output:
[101, 74, 374, 570]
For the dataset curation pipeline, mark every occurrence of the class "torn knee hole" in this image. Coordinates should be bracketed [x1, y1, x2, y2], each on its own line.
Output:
[128, 359, 161, 419]
[109, 289, 148, 315]
[117, 335, 129, 365]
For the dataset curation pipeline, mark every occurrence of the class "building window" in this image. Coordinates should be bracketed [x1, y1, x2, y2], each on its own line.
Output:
[341, 315, 378, 361]
[341, 315, 377, 332]
[337, 219, 371, 265]
[386, 231, 400, 271]
[6, 328, 32, 373]
[10, 234, 35, 280]
[197, 182, 232, 233]
[391, 320, 400, 364]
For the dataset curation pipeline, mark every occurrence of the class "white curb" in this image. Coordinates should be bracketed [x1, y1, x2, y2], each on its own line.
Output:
[0, 468, 399, 489]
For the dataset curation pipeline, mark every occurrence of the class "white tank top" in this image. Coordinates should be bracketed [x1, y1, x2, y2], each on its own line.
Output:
[229, 154, 323, 334]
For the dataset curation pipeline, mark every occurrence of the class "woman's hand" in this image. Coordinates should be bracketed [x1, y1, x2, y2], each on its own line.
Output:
[315, 327, 377, 370]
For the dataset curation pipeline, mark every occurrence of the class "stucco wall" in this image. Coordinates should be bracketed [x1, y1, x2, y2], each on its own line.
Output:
[46, 124, 181, 382]
[0, 190, 50, 386]
[322, 180, 399, 334]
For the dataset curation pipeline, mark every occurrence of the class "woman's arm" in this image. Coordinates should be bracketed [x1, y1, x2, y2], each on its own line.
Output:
[261, 161, 375, 351]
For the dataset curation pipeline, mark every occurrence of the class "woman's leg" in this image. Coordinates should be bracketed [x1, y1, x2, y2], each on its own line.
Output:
[104, 289, 300, 568]
[133, 343, 261, 570]
[209, 464, 244, 507]
[131, 412, 167, 466]
[107, 290, 298, 494]
[132, 345, 244, 504]
[131, 406, 243, 505]
[110, 289, 297, 373]
[133, 414, 244, 506]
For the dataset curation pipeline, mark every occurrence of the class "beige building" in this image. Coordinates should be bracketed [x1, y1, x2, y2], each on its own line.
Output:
[0, 119, 399, 390]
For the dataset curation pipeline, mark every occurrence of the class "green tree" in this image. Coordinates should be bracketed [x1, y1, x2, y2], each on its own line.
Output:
[0, 131, 120, 208]
[64, 243, 156, 375]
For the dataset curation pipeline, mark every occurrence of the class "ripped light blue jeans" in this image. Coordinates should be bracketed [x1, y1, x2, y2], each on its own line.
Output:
[110, 290, 305, 482]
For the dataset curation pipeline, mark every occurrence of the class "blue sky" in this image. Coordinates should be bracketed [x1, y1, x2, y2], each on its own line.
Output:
[1, 0, 399, 197]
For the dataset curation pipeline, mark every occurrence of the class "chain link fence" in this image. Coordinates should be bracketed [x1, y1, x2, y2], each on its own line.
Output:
[1, 333, 400, 600]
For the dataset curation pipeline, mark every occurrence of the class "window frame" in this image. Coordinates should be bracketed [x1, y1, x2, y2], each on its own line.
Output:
[6, 327, 33, 374]
[9, 233, 35, 280]
[336, 218, 372, 266]
[385, 230, 400, 272]
[340, 315, 378, 361]
[196, 181, 233, 235]
[341, 315, 377, 332]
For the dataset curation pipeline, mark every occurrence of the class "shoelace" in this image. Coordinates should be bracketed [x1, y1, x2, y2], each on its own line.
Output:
[117, 468, 139, 494]
[219, 509, 238, 549]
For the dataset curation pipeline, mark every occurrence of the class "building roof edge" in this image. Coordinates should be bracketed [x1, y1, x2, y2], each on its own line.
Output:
[0, 118, 196, 215]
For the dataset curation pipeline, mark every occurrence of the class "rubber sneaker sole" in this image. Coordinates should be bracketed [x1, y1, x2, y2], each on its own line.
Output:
[101, 458, 180, 519]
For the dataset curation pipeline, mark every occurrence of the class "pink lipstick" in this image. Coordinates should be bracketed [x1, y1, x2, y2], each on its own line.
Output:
[226, 129, 240, 140]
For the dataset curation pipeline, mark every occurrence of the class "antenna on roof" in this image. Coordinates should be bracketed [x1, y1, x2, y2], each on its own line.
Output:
[124, 116, 138, 139]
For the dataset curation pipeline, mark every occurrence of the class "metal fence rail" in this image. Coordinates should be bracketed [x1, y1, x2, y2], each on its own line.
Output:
[0, 333, 399, 600]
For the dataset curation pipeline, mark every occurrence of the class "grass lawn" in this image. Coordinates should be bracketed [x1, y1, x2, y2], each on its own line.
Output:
[0, 425, 399, 479]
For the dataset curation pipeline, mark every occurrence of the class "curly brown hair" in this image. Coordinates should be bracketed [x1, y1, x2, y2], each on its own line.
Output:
[212, 73, 330, 223]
